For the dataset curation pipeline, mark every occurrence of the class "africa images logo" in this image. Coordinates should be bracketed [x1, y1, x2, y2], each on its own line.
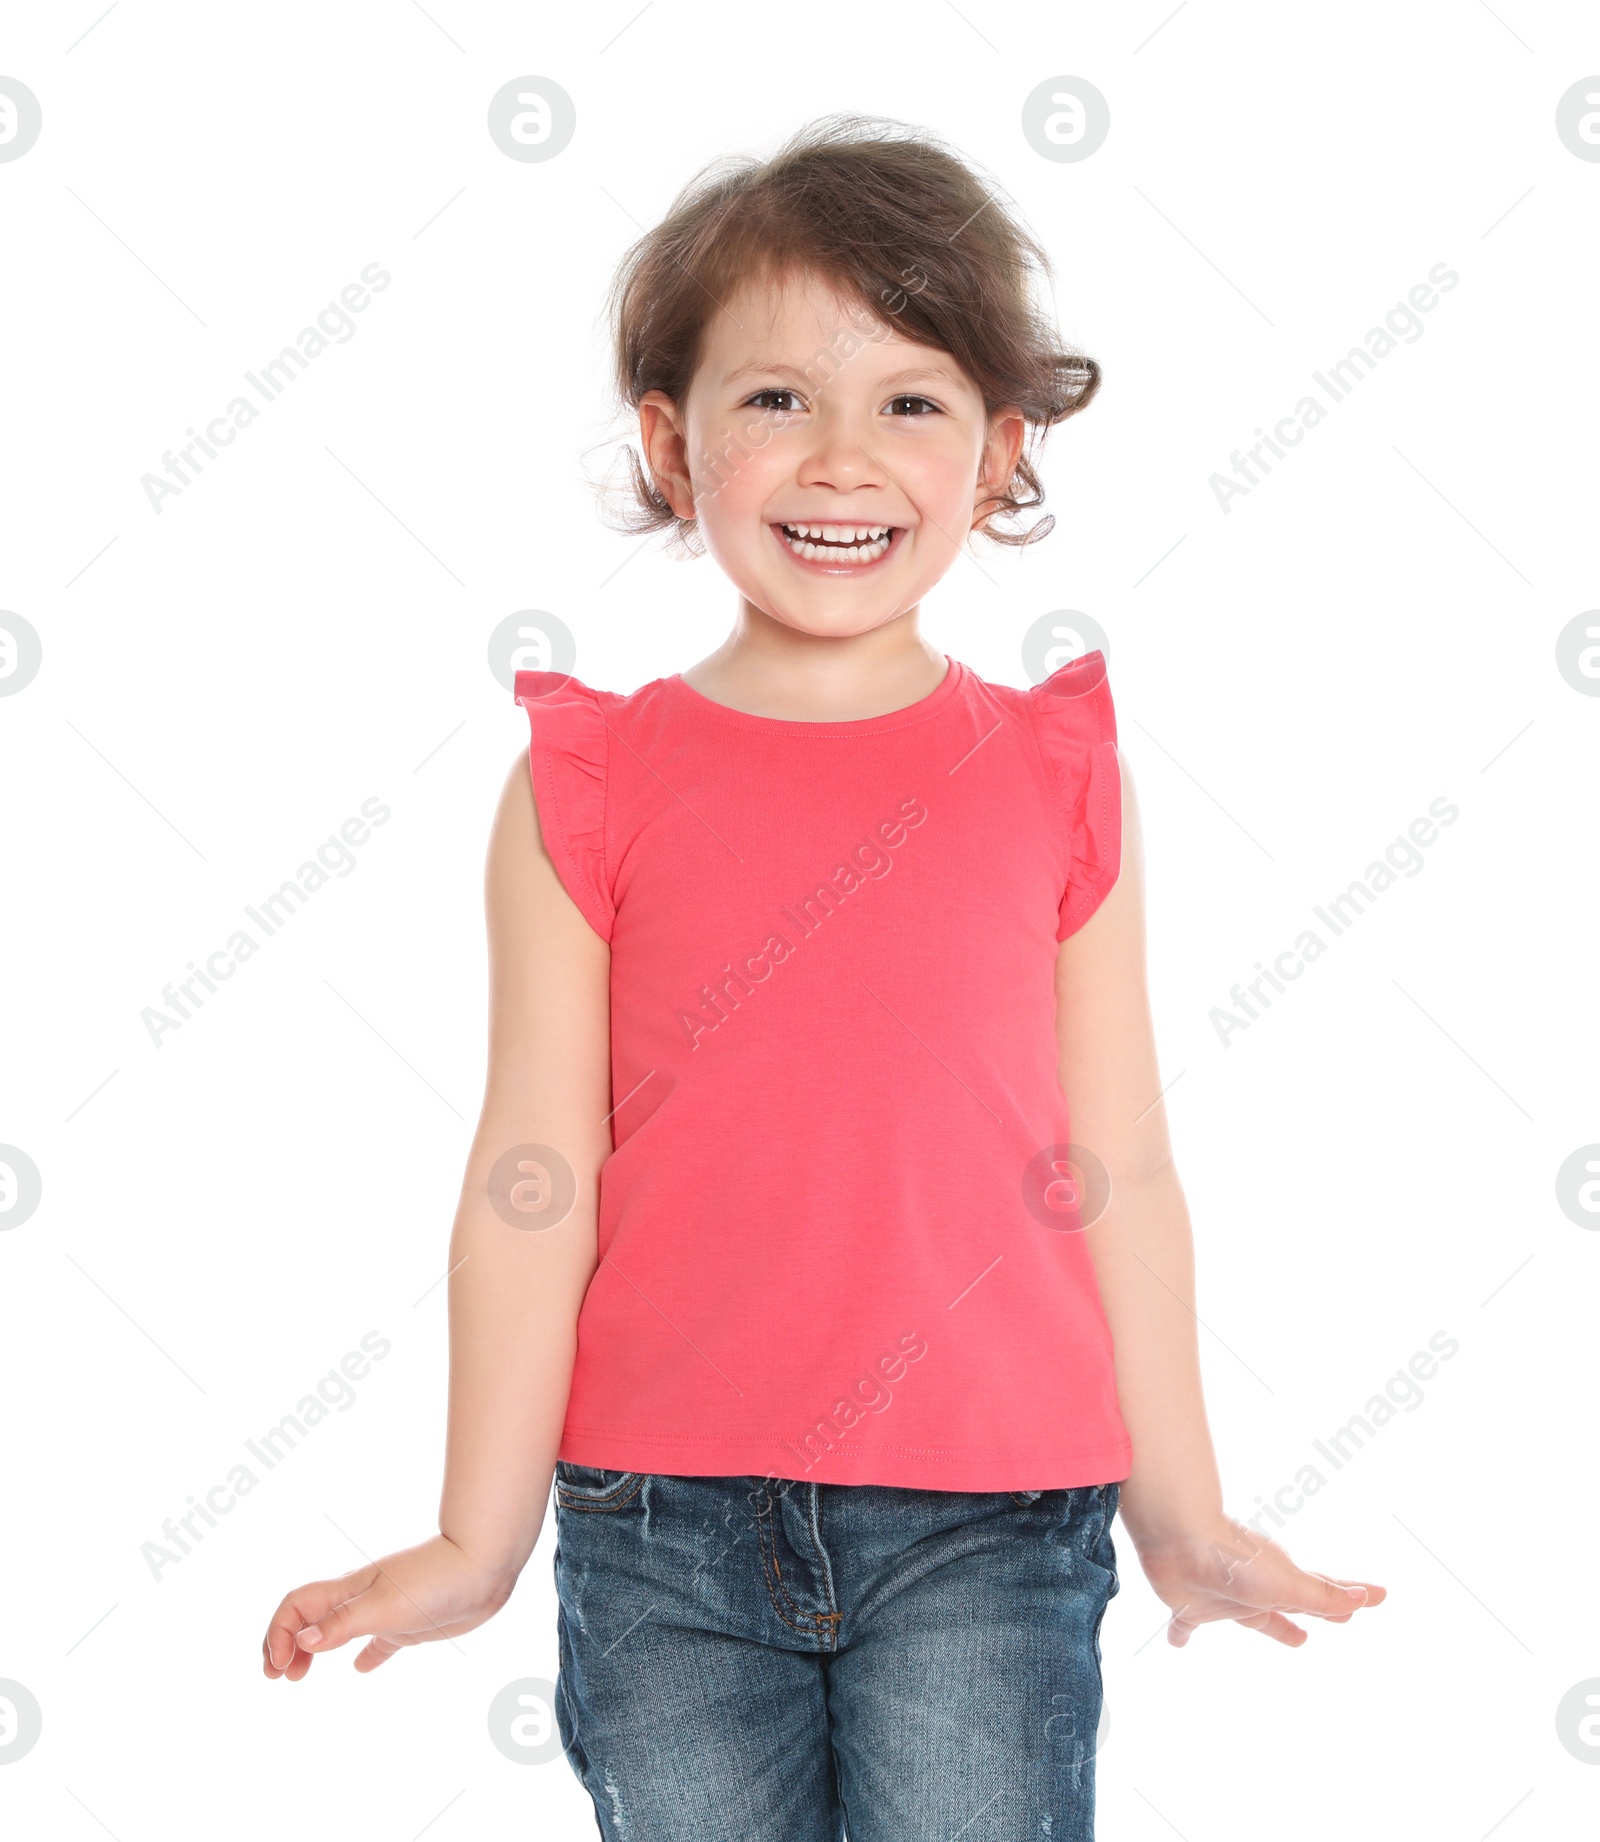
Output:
[677, 797, 928, 1048]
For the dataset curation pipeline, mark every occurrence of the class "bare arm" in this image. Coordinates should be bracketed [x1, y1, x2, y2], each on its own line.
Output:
[263, 748, 610, 1675]
[440, 747, 612, 1586]
[1054, 750, 1223, 1546]
[1056, 751, 1385, 1645]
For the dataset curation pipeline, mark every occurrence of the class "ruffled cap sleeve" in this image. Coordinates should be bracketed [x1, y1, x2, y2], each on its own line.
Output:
[1027, 649, 1122, 940]
[514, 670, 613, 941]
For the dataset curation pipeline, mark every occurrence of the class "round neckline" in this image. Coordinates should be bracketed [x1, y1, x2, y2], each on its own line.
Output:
[666, 654, 963, 735]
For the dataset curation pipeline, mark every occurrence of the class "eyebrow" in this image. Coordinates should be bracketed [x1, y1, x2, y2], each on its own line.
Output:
[721, 360, 961, 389]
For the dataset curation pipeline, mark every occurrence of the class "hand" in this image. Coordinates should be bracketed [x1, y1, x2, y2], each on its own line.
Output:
[1132, 1513, 1387, 1647]
[262, 1533, 516, 1679]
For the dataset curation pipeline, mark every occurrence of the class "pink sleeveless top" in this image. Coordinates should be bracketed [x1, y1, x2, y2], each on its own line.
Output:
[515, 650, 1130, 1491]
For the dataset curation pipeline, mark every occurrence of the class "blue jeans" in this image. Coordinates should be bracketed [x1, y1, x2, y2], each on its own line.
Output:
[552, 1465, 1121, 1841]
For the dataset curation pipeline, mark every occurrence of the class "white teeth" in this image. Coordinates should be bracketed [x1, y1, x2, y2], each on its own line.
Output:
[779, 523, 894, 564]
[785, 523, 891, 543]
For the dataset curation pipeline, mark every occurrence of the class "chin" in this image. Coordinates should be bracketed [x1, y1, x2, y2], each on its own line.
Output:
[752, 599, 911, 640]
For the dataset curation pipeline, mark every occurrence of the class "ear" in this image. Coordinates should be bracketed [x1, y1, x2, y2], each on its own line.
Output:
[972, 405, 1028, 533]
[638, 389, 695, 520]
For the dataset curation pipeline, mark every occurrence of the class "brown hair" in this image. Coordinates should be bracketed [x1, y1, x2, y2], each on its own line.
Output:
[594, 111, 1100, 557]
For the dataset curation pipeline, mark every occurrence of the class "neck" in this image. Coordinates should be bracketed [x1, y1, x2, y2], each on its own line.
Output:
[680, 605, 947, 722]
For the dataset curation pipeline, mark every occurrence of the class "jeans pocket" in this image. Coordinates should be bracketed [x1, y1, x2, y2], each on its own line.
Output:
[554, 1462, 645, 1513]
[1091, 1482, 1121, 1594]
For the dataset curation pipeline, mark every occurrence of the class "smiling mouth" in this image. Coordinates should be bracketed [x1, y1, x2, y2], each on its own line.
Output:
[774, 522, 900, 566]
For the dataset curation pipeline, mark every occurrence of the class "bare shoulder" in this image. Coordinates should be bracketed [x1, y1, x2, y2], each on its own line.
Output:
[482, 751, 610, 1127]
[1055, 750, 1169, 1171]
[487, 747, 559, 905]
[486, 750, 606, 948]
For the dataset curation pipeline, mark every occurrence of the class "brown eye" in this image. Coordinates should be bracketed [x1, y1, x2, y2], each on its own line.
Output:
[746, 389, 802, 412]
[886, 395, 939, 416]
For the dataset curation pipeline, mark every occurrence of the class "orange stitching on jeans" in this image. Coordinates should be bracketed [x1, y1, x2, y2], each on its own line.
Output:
[803, 1484, 841, 1648]
[754, 1488, 837, 1640]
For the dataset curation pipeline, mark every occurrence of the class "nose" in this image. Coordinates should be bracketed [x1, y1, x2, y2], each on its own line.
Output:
[793, 398, 892, 497]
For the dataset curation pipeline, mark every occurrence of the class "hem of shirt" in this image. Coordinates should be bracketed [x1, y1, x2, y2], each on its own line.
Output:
[557, 1427, 1133, 1493]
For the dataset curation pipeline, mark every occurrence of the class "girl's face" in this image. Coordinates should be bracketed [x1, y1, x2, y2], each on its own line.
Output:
[639, 267, 1026, 640]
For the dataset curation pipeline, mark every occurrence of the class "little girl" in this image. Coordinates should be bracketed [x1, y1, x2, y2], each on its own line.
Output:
[262, 113, 1384, 1839]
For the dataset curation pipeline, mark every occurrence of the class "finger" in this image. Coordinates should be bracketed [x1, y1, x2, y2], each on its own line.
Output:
[304, 1573, 485, 1664]
[263, 1627, 314, 1683]
[263, 1568, 376, 1675]
[1291, 1571, 1378, 1619]
[1164, 1594, 1253, 1644]
[1236, 1607, 1307, 1647]
[1302, 1578, 1360, 1625]
[1164, 1593, 1218, 1646]
[1164, 1593, 1246, 1644]
[1302, 1585, 1387, 1623]
[1306, 1575, 1388, 1617]
[1324, 1576, 1387, 1608]
[293, 1577, 392, 1656]
[1167, 1604, 1306, 1647]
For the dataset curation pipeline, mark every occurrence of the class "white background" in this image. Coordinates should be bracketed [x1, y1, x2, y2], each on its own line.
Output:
[2, 1, 1597, 1836]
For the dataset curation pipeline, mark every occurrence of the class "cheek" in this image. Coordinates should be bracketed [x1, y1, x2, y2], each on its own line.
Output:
[691, 421, 780, 534]
[899, 426, 988, 517]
